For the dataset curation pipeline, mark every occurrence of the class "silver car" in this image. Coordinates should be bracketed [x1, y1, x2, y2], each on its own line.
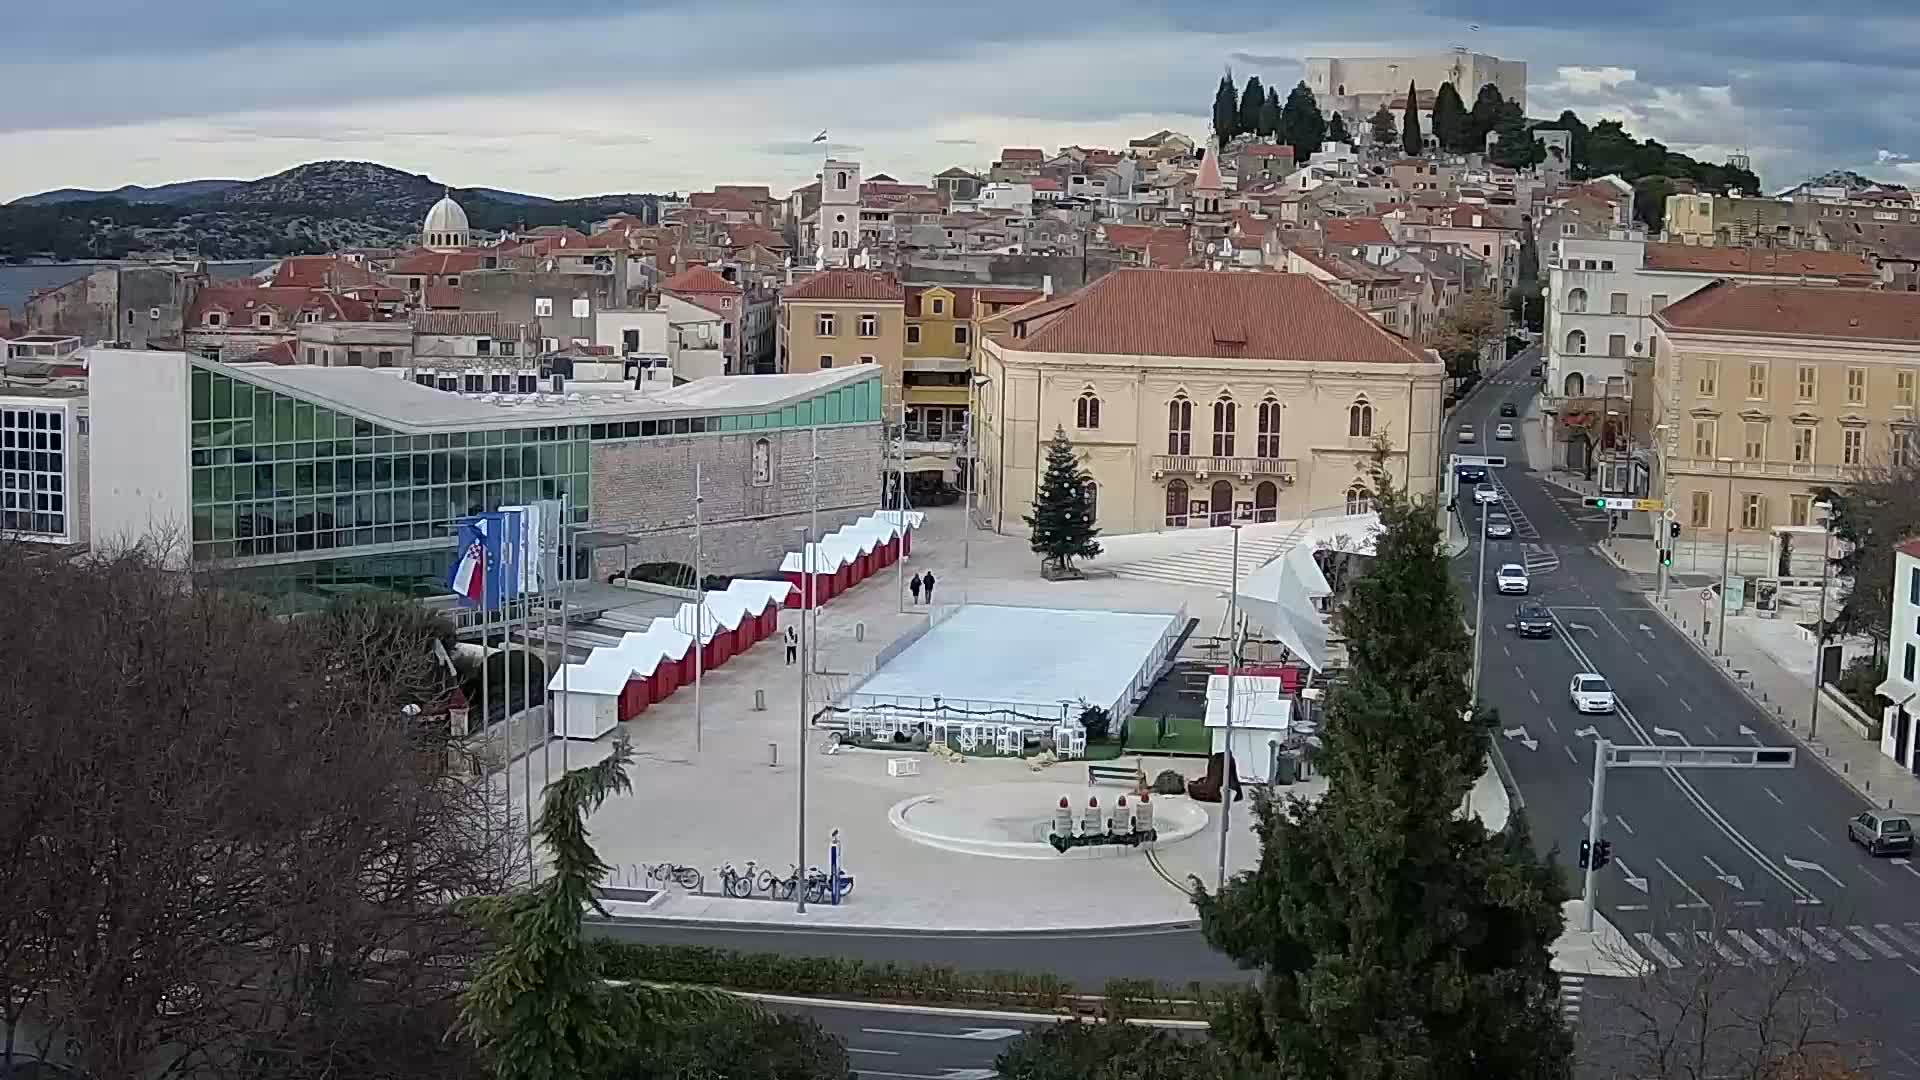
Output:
[1485, 512, 1513, 539]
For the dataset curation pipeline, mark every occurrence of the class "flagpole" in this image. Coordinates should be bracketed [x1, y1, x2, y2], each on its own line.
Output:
[810, 427, 820, 671]
[893, 402, 906, 613]
[514, 519, 533, 885]
[558, 496, 570, 780]
[694, 464, 705, 753]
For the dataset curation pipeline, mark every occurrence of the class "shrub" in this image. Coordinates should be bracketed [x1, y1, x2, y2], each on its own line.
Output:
[616, 1012, 850, 1080]
[1078, 703, 1112, 741]
[995, 1020, 1228, 1080]
[1834, 654, 1889, 719]
[1152, 769, 1187, 796]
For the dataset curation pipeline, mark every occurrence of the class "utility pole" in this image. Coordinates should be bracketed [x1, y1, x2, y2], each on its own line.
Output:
[1581, 739, 1608, 932]
[693, 464, 705, 753]
[796, 522, 812, 913]
[1216, 523, 1242, 891]
[1469, 500, 1490, 704]
[1716, 460, 1735, 655]
[1809, 501, 1833, 739]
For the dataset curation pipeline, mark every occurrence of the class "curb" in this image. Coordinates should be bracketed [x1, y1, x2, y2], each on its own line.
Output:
[711, 989, 1214, 1029]
[1639, 593, 1889, 806]
[590, 915, 1206, 938]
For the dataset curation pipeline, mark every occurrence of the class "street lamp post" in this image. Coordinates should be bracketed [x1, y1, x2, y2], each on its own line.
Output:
[1809, 501, 1833, 739]
[1470, 499, 1490, 705]
[1716, 458, 1735, 656]
[1217, 523, 1242, 892]
[795, 523, 812, 913]
[1653, 423, 1672, 600]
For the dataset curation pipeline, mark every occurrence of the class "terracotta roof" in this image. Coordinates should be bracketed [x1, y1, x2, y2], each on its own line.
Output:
[715, 184, 774, 201]
[270, 255, 380, 290]
[257, 340, 298, 365]
[721, 223, 787, 250]
[1238, 144, 1296, 160]
[783, 269, 904, 303]
[1291, 247, 1401, 285]
[1655, 281, 1920, 342]
[936, 166, 979, 179]
[661, 264, 742, 296]
[414, 311, 502, 337]
[998, 269, 1430, 364]
[1031, 178, 1061, 192]
[189, 285, 373, 325]
[1898, 537, 1920, 561]
[1196, 152, 1223, 192]
[1098, 223, 1194, 268]
[423, 285, 462, 310]
[1324, 218, 1393, 247]
[1085, 150, 1121, 166]
[389, 250, 486, 275]
[690, 190, 760, 213]
[999, 148, 1044, 162]
[1641, 242, 1875, 280]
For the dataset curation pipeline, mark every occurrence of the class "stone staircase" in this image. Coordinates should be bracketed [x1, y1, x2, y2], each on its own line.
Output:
[1107, 523, 1310, 591]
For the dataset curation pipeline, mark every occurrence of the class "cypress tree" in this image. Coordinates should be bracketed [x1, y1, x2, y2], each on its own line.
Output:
[1401, 80, 1424, 156]
[1023, 427, 1102, 575]
[1277, 81, 1328, 165]
[1239, 76, 1267, 141]
[1260, 86, 1282, 139]
[1326, 111, 1350, 145]
[1367, 104, 1397, 146]
[1195, 463, 1573, 1080]
[1431, 81, 1468, 153]
[1213, 72, 1240, 148]
[1468, 83, 1506, 150]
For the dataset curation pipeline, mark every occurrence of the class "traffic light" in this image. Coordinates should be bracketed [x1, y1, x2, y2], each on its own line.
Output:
[1577, 838, 1591, 869]
[1669, 521, 1681, 539]
[1594, 840, 1613, 870]
[1661, 546, 1673, 567]
[1583, 497, 1608, 509]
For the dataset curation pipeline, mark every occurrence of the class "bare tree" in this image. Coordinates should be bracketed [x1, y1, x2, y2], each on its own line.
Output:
[0, 542, 512, 1079]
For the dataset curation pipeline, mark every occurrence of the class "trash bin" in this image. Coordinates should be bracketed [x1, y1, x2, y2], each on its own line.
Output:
[1271, 747, 1297, 785]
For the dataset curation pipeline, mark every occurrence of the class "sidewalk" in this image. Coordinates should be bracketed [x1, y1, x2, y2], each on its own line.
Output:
[1646, 592, 1920, 812]
[1518, 392, 1598, 499]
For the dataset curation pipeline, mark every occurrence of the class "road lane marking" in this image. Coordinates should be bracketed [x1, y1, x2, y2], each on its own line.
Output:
[1515, 664, 1525, 680]
[1634, 932, 1682, 968]
[1787, 928, 1839, 962]
[1564, 745, 1579, 764]
[1616, 815, 1634, 835]
[849, 1049, 902, 1056]
[1860, 866, 1886, 886]
[1765, 787, 1784, 805]
[1655, 672, 1669, 686]
[1695, 930, 1745, 965]
[1804, 825, 1829, 845]
[1529, 687, 1540, 704]
[1728, 929, 1774, 963]
[1503, 645, 1511, 658]
[1817, 927, 1872, 961]
[1848, 926, 1902, 959]
[1545, 715, 1559, 733]
[1678, 697, 1693, 711]
[1656, 857, 1712, 909]
[1700, 724, 1717, 740]
[1757, 928, 1805, 962]
[1876, 923, 1920, 956]
[863, 1027, 1024, 1042]
[1635, 650, 1648, 664]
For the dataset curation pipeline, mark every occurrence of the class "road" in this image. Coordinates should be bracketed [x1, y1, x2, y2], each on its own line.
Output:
[1452, 347, 1920, 1076]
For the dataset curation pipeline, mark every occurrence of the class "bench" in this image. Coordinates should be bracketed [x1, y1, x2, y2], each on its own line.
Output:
[1088, 764, 1141, 786]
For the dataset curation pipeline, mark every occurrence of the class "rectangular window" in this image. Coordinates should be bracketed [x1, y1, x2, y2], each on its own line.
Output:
[1900, 370, 1917, 408]
[1905, 643, 1916, 682]
[1911, 567, 1919, 607]
[1741, 493, 1765, 530]
[1790, 494, 1811, 527]
[534, 297, 554, 317]
[1897, 430, 1916, 469]
[1692, 419, 1716, 458]
[858, 313, 877, 337]
[1843, 427, 1864, 465]
[1651, 293, 1669, 311]
[347, 350, 364, 367]
[1697, 361, 1717, 396]
[377, 350, 394, 368]
[817, 312, 836, 337]
[906, 324, 921, 344]
[1609, 292, 1628, 315]
[1690, 490, 1711, 528]
[1796, 364, 1818, 402]
[820, 354, 834, 369]
[1847, 367, 1866, 405]
[1747, 361, 1768, 400]
[1793, 425, 1815, 463]
[954, 325, 970, 345]
[1607, 334, 1627, 357]
[1743, 421, 1766, 461]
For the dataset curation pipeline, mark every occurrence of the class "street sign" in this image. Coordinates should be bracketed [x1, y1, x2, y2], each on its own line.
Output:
[1603, 744, 1795, 769]
[1663, 507, 1677, 521]
[1582, 497, 1665, 512]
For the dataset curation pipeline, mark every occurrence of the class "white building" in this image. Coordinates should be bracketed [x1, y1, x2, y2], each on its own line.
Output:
[976, 182, 1035, 216]
[1304, 50, 1527, 124]
[0, 387, 87, 544]
[1879, 541, 1920, 773]
[817, 158, 862, 268]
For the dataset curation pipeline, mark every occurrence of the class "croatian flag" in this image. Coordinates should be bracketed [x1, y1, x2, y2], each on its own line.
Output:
[448, 518, 489, 607]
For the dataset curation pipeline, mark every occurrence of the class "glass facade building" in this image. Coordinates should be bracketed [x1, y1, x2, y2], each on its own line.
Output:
[1, 399, 75, 541]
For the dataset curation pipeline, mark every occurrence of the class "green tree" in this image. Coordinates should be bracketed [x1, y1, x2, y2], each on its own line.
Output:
[1327, 111, 1350, 145]
[1368, 104, 1397, 146]
[1239, 76, 1267, 140]
[1260, 86, 1282, 139]
[1816, 458, 1920, 655]
[1277, 81, 1327, 164]
[1633, 175, 1675, 232]
[1193, 465, 1572, 1080]
[1431, 81, 1468, 152]
[997, 1021, 1229, 1079]
[1214, 72, 1241, 148]
[1023, 427, 1102, 575]
[1488, 101, 1544, 170]
[1400, 81, 1424, 156]
[1467, 82, 1506, 149]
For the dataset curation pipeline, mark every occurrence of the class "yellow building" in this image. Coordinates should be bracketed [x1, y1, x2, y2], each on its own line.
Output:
[901, 284, 1044, 441]
[776, 270, 906, 407]
[975, 269, 1447, 536]
[1649, 281, 1920, 566]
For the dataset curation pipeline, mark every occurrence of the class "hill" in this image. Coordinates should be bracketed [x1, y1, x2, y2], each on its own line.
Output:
[0, 161, 657, 261]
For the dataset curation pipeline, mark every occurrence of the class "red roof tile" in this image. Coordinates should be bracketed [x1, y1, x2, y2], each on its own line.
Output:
[1030, 178, 1061, 192]
[690, 190, 761, 213]
[1324, 218, 1393, 247]
[997, 269, 1429, 364]
[257, 340, 299, 365]
[1238, 143, 1296, 160]
[270, 255, 380, 290]
[1898, 537, 1920, 561]
[1655, 281, 1920, 342]
[423, 285, 462, 310]
[783, 270, 904, 303]
[1641, 243, 1876, 280]
[999, 148, 1044, 162]
[661, 264, 742, 296]
[389, 249, 486, 275]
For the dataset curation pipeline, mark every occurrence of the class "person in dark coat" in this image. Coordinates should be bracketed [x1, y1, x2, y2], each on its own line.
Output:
[922, 571, 937, 603]
[784, 625, 798, 665]
[909, 572, 923, 604]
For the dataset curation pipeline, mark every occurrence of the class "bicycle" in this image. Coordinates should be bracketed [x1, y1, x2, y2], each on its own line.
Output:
[762, 864, 802, 900]
[645, 862, 704, 892]
[716, 860, 762, 899]
[802, 865, 855, 903]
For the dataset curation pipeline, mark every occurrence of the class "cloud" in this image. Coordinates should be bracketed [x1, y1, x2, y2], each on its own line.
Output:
[1877, 149, 1912, 164]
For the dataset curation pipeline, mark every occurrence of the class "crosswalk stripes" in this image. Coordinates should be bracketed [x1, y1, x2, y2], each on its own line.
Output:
[1558, 974, 1583, 1023]
[1617, 922, 1920, 969]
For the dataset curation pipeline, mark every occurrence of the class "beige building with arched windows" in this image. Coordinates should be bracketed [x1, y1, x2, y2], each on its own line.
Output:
[974, 269, 1447, 537]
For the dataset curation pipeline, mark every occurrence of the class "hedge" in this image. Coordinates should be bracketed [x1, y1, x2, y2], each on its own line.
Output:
[592, 941, 1227, 1019]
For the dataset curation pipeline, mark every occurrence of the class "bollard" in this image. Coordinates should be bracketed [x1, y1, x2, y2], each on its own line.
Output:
[855, 622, 866, 642]
[755, 688, 767, 712]
[769, 741, 779, 767]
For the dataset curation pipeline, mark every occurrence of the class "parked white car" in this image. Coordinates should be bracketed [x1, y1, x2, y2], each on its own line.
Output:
[1496, 563, 1529, 594]
[1570, 673, 1616, 714]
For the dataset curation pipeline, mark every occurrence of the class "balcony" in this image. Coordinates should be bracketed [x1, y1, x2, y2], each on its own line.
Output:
[1151, 455, 1298, 481]
[1680, 457, 1856, 483]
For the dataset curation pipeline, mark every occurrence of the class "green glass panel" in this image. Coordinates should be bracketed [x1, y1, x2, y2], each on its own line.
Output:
[252, 389, 274, 440]
[192, 422, 212, 449]
[211, 374, 233, 420]
[312, 408, 334, 440]
[293, 402, 315, 440]
[213, 468, 234, 502]
[274, 397, 295, 442]
[192, 508, 213, 543]
[192, 469, 212, 502]
[213, 505, 235, 541]
[191, 368, 212, 422]
[234, 465, 255, 498]
[569, 442, 589, 471]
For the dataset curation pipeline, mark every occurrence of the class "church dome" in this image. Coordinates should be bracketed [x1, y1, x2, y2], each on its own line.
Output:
[422, 195, 471, 251]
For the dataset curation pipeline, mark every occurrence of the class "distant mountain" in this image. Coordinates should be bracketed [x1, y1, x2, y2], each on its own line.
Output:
[10, 179, 243, 206]
[0, 161, 658, 262]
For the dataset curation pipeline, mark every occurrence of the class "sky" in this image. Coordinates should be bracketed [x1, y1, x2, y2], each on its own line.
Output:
[4, 0, 1919, 203]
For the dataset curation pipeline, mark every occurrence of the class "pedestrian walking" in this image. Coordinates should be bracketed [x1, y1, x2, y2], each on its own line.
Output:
[909, 572, 923, 605]
[784, 625, 798, 665]
[923, 571, 937, 604]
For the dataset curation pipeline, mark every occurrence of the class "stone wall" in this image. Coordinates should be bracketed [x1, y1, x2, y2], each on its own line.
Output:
[587, 423, 883, 577]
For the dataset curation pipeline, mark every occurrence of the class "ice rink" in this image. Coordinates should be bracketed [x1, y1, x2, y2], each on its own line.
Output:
[845, 603, 1182, 720]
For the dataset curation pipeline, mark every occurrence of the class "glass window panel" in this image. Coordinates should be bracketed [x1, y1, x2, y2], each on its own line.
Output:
[213, 505, 235, 541]
[192, 369, 212, 421]
[193, 422, 212, 449]
[570, 442, 589, 471]
[212, 375, 233, 420]
[192, 469, 212, 502]
[213, 467, 235, 501]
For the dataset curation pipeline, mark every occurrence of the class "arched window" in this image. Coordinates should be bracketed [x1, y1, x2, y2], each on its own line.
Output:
[1566, 287, 1588, 313]
[1254, 480, 1278, 523]
[1256, 396, 1282, 458]
[1167, 397, 1192, 455]
[1563, 371, 1586, 396]
[1212, 395, 1236, 456]
[1346, 484, 1375, 516]
[1566, 328, 1587, 354]
[836, 171, 849, 190]
[1210, 480, 1234, 526]
[1165, 479, 1189, 527]
[1076, 391, 1102, 430]
[1348, 397, 1373, 438]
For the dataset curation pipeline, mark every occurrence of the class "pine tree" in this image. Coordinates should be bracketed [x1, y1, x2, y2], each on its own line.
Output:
[1194, 463, 1573, 1080]
[1326, 111, 1350, 145]
[1400, 81, 1424, 156]
[1488, 99, 1545, 169]
[1239, 76, 1266, 141]
[1431, 81, 1468, 153]
[1277, 81, 1327, 165]
[1023, 427, 1102, 575]
[1467, 82, 1506, 150]
[1259, 86, 1282, 139]
[1367, 104, 1397, 146]
[1213, 72, 1240, 148]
